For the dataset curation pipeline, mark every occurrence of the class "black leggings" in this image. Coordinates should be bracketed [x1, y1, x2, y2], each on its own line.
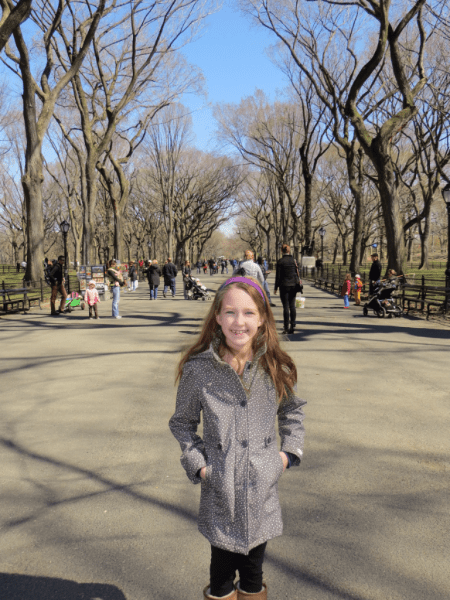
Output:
[279, 285, 297, 330]
[210, 542, 267, 597]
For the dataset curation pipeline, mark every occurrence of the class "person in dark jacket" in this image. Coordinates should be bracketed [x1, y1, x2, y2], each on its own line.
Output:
[257, 256, 276, 307]
[182, 260, 191, 299]
[196, 260, 202, 274]
[144, 260, 161, 299]
[128, 261, 138, 291]
[368, 253, 382, 295]
[49, 255, 68, 315]
[274, 244, 299, 334]
[162, 257, 178, 298]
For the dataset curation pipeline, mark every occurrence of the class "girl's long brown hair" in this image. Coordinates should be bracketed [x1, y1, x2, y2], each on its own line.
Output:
[176, 279, 297, 402]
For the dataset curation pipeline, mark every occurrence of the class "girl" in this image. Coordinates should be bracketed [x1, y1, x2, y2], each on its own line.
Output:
[169, 276, 306, 600]
[85, 280, 100, 319]
[341, 273, 351, 308]
[106, 259, 124, 318]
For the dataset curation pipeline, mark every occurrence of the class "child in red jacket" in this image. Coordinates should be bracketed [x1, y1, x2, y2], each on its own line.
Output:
[341, 273, 351, 308]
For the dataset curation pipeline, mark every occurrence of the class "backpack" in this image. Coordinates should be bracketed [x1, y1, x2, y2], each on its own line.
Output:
[44, 261, 57, 286]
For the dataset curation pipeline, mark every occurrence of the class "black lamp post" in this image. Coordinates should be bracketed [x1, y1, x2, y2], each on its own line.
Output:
[319, 227, 326, 262]
[442, 183, 450, 298]
[60, 220, 70, 293]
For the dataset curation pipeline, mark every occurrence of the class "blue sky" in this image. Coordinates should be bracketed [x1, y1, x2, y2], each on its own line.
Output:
[181, 1, 289, 152]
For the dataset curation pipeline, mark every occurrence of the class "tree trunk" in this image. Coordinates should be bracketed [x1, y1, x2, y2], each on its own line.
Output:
[370, 145, 405, 274]
[342, 235, 348, 266]
[302, 171, 312, 246]
[332, 237, 339, 264]
[348, 148, 364, 274]
[83, 161, 97, 265]
[23, 152, 45, 282]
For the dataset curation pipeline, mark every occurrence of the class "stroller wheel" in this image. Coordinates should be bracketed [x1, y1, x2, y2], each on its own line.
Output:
[81, 302, 85, 310]
[363, 305, 368, 316]
[377, 307, 386, 318]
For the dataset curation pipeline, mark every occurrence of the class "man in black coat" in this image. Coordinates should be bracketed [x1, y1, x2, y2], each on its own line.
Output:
[162, 257, 178, 298]
[368, 253, 382, 295]
[49, 255, 68, 315]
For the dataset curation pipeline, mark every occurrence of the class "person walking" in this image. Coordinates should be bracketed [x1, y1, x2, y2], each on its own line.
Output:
[196, 260, 202, 275]
[85, 280, 100, 319]
[49, 255, 68, 316]
[203, 260, 208, 275]
[233, 250, 265, 286]
[274, 244, 298, 334]
[341, 273, 351, 308]
[162, 257, 178, 298]
[145, 260, 161, 300]
[169, 276, 306, 600]
[208, 258, 215, 276]
[128, 261, 138, 291]
[368, 253, 382, 295]
[106, 259, 124, 318]
[182, 260, 192, 299]
[257, 256, 276, 308]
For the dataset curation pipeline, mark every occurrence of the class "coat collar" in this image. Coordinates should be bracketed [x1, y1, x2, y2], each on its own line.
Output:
[209, 331, 267, 367]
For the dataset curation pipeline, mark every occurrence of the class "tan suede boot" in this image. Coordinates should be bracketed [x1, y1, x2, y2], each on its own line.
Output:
[236, 582, 267, 600]
[203, 585, 237, 600]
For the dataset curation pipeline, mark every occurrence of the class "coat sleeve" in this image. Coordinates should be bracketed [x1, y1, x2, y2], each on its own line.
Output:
[169, 362, 206, 484]
[255, 264, 265, 285]
[274, 261, 280, 292]
[277, 384, 306, 467]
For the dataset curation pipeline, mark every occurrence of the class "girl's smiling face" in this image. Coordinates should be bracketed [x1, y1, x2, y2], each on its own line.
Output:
[216, 287, 264, 353]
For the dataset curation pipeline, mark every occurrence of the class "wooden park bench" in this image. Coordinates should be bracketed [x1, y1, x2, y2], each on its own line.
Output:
[0, 287, 30, 313]
[401, 283, 449, 320]
[0, 287, 42, 313]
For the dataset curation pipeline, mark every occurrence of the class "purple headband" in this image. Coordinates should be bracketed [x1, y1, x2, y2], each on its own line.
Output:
[220, 277, 266, 302]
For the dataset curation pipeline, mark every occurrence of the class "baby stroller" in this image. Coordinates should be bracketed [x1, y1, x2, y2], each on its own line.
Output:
[363, 278, 404, 318]
[185, 276, 212, 301]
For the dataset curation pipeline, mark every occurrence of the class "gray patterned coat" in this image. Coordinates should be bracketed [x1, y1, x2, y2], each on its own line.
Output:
[169, 343, 306, 555]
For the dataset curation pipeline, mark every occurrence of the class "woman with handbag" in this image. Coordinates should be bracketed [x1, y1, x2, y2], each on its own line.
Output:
[274, 244, 301, 334]
[106, 259, 125, 319]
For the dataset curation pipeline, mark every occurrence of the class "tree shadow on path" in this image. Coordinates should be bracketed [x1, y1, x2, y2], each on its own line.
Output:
[0, 573, 127, 600]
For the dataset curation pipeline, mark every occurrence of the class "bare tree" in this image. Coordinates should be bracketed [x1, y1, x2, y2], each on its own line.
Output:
[215, 92, 308, 259]
[1, 0, 106, 280]
[0, 0, 32, 53]
[243, 0, 437, 274]
[52, 0, 210, 264]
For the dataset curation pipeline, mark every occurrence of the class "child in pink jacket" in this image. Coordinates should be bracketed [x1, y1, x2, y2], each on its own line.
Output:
[85, 280, 100, 319]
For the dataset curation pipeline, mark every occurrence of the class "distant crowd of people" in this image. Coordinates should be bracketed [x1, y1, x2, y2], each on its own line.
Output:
[45, 249, 305, 333]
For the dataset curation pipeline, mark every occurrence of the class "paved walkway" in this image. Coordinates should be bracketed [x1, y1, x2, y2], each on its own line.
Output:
[0, 275, 449, 600]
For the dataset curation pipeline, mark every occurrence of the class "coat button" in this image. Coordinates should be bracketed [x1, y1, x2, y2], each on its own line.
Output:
[240, 400, 247, 407]
[267, 436, 272, 444]
[217, 443, 222, 451]
[241, 440, 248, 448]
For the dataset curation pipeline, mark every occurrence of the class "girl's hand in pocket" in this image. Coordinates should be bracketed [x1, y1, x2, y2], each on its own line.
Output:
[279, 452, 289, 472]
